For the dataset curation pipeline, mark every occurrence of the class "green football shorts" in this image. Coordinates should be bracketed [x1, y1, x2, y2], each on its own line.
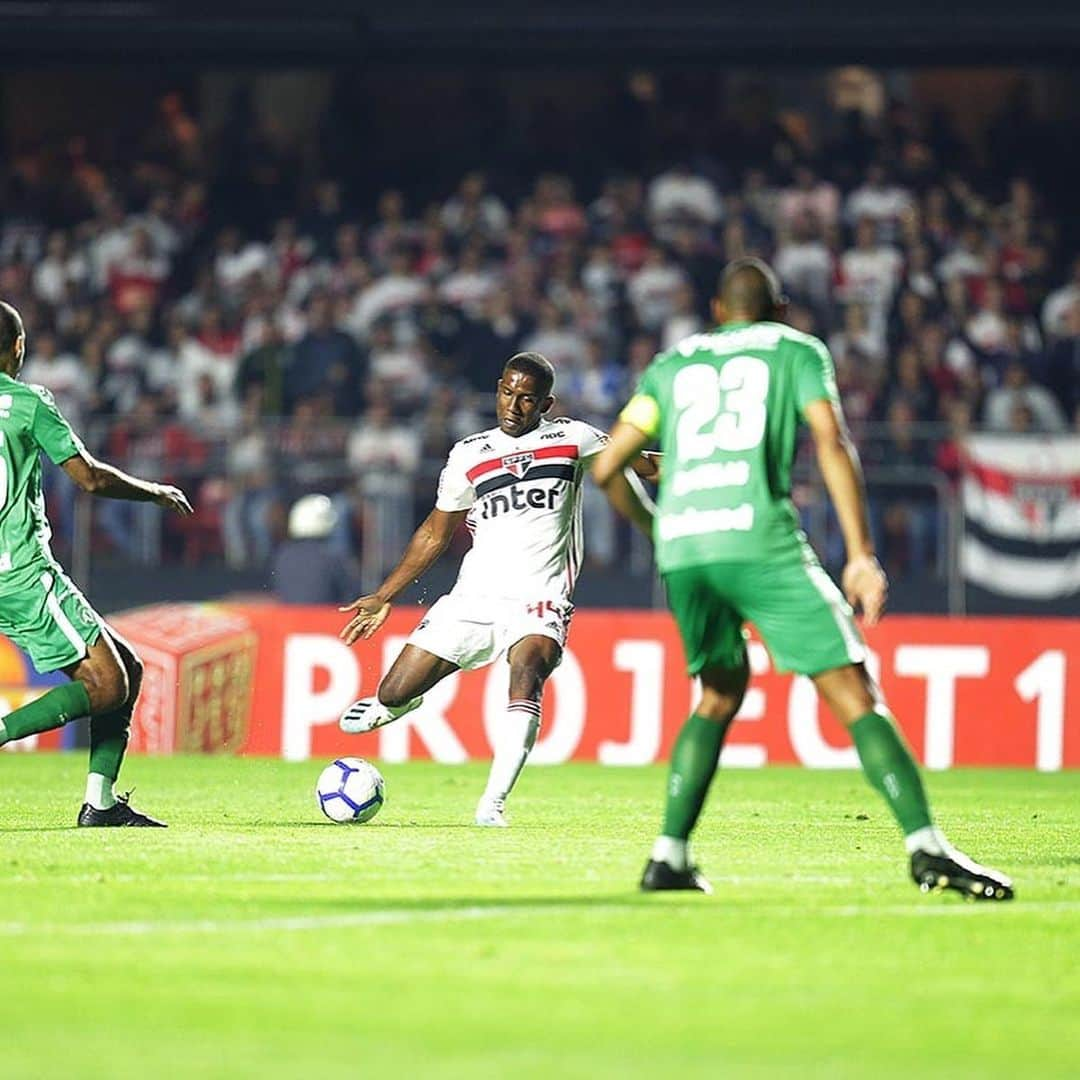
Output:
[663, 546, 866, 677]
[0, 562, 104, 674]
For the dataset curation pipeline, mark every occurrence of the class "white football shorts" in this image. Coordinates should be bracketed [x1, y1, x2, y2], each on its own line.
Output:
[405, 592, 573, 670]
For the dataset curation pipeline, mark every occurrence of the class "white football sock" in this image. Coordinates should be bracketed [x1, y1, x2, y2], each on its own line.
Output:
[651, 835, 689, 871]
[0, 718, 8, 746]
[904, 825, 950, 856]
[85, 772, 117, 811]
[480, 699, 541, 805]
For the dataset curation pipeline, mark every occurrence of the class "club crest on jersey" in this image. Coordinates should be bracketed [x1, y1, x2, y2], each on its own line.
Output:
[502, 451, 535, 478]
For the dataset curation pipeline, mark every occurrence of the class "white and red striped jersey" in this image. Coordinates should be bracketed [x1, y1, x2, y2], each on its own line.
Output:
[435, 416, 608, 602]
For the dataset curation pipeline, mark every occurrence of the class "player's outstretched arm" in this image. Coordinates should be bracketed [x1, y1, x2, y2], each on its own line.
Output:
[592, 421, 656, 537]
[803, 399, 887, 625]
[339, 507, 466, 645]
[61, 451, 193, 515]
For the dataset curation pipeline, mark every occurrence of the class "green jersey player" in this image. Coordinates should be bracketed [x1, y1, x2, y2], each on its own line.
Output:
[0, 301, 193, 825]
[593, 259, 1012, 900]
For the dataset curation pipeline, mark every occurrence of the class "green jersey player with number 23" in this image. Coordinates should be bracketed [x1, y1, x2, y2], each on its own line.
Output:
[592, 258, 1013, 900]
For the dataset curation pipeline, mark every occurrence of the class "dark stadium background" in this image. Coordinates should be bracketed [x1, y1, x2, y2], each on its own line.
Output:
[0, 0, 1076, 616]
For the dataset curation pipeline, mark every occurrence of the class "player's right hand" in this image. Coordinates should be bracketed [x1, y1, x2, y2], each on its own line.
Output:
[339, 595, 392, 644]
[154, 484, 194, 515]
[842, 554, 888, 627]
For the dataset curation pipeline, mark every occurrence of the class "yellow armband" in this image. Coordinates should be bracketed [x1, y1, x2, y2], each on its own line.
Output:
[619, 394, 661, 439]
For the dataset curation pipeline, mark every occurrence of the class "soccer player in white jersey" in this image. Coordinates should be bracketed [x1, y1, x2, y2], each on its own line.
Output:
[338, 352, 657, 826]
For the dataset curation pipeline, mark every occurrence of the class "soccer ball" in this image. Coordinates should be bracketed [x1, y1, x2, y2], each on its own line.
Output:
[315, 757, 385, 823]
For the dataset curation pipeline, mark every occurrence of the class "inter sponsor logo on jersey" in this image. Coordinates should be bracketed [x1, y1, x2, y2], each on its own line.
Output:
[478, 482, 566, 519]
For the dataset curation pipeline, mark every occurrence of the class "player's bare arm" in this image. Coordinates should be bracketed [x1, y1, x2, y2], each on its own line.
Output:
[803, 398, 887, 626]
[61, 451, 193, 515]
[592, 420, 656, 537]
[339, 507, 467, 645]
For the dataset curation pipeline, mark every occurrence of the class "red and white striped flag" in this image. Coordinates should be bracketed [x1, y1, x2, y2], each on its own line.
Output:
[961, 434, 1080, 599]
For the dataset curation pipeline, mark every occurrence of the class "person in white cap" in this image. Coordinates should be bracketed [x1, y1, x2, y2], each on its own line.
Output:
[271, 494, 359, 605]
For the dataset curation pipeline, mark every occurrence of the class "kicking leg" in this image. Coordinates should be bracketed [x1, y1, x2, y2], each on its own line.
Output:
[815, 663, 1012, 901]
[339, 645, 458, 733]
[475, 634, 560, 827]
[641, 657, 750, 893]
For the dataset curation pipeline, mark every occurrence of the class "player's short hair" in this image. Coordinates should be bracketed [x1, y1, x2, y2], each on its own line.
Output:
[0, 300, 23, 360]
[503, 352, 555, 397]
[718, 257, 785, 320]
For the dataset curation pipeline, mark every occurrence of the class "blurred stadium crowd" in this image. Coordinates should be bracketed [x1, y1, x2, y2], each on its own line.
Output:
[1, 76, 1077, 586]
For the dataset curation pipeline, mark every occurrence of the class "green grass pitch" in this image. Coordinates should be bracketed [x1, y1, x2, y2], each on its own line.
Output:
[2, 756, 1078, 1079]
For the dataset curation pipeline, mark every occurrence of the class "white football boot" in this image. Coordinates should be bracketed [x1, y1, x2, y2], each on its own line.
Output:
[339, 695, 423, 734]
[474, 796, 509, 828]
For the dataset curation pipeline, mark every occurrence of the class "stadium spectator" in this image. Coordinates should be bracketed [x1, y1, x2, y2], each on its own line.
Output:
[775, 210, 833, 311]
[983, 361, 1067, 432]
[1042, 256, 1080, 340]
[520, 299, 588, 373]
[346, 247, 426, 339]
[868, 399, 939, 575]
[21, 330, 90, 427]
[441, 171, 510, 240]
[288, 292, 367, 416]
[776, 163, 840, 232]
[366, 318, 431, 411]
[345, 400, 422, 587]
[936, 223, 988, 284]
[839, 218, 902, 324]
[1046, 300, 1080, 417]
[843, 162, 914, 235]
[439, 242, 497, 317]
[223, 399, 278, 569]
[627, 245, 688, 331]
[235, 319, 292, 416]
[32, 231, 87, 307]
[271, 494, 360, 605]
[648, 163, 723, 227]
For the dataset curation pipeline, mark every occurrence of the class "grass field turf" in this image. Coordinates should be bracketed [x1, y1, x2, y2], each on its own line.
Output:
[1, 756, 1078, 1079]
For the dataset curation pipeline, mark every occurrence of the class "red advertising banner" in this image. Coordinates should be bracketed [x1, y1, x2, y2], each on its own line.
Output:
[8, 604, 1079, 770]
[231, 606, 1079, 770]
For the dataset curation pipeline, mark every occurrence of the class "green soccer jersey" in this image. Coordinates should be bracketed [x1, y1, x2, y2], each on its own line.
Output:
[0, 374, 85, 583]
[623, 321, 840, 571]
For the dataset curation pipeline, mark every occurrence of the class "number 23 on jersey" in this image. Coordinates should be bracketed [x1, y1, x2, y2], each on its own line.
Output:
[673, 356, 770, 460]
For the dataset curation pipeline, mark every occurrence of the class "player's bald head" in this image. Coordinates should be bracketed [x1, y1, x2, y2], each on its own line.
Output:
[504, 351, 555, 397]
[0, 300, 25, 370]
[716, 258, 786, 323]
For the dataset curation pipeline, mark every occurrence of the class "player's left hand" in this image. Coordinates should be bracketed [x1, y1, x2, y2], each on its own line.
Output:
[154, 484, 194, 515]
[842, 554, 888, 626]
[339, 594, 392, 645]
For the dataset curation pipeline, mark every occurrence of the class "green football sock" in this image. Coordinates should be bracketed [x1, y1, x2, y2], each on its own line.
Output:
[851, 709, 933, 835]
[89, 706, 132, 782]
[0, 681, 91, 745]
[661, 713, 729, 841]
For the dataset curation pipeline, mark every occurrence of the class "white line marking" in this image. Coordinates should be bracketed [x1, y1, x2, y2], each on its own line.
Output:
[1, 900, 1077, 937]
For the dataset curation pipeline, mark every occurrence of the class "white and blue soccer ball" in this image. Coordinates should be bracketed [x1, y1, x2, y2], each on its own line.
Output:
[315, 757, 385, 823]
